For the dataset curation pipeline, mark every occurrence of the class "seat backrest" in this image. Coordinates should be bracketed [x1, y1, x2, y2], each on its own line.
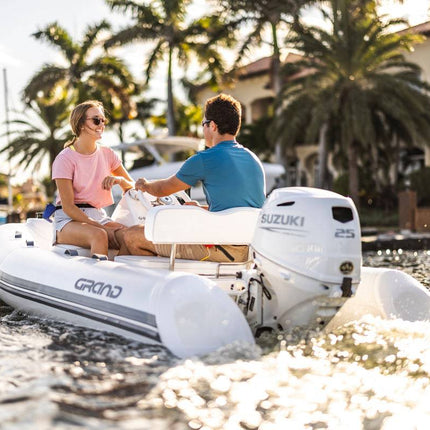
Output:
[144, 206, 261, 245]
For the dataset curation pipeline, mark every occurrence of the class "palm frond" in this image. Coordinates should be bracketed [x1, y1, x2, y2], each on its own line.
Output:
[81, 20, 111, 58]
[23, 66, 67, 103]
[32, 23, 78, 62]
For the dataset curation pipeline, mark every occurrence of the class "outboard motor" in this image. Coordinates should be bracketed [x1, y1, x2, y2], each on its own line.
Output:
[242, 187, 361, 333]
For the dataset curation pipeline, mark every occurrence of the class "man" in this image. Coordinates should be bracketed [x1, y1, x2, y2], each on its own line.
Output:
[116, 93, 266, 262]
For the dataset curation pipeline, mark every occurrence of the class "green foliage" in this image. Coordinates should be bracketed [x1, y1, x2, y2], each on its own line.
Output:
[105, 0, 231, 135]
[41, 175, 57, 199]
[408, 167, 430, 206]
[24, 21, 138, 124]
[0, 97, 71, 178]
[359, 206, 398, 228]
[150, 99, 203, 138]
[237, 116, 275, 161]
[173, 103, 202, 137]
[333, 168, 398, 211]
[217, 0, 319, 66]
[273, 0, 430, 205]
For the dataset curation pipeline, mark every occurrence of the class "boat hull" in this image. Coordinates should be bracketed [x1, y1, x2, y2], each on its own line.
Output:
[326, 266, 430, 330]
[1, 204, 430, 358]
[0, 245, 254, 358]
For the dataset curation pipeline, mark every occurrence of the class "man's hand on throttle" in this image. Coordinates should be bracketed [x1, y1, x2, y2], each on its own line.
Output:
[135, 178, 149, 192]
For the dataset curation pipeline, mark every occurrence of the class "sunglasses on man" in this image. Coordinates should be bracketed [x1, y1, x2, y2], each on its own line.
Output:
[87, 116, 108, 126]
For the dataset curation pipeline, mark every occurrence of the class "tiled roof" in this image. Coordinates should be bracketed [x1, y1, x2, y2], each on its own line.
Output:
[398, 20, 430, 36]
[205, 20, 430, 89]
[235, 56, 273, 78]
[235, 52, 303, 79]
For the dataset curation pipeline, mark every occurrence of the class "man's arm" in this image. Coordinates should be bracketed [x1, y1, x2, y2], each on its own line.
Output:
[135, 175, 190, 197]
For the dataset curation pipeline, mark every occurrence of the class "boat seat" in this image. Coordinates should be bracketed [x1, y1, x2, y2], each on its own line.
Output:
[114, 254, 250, 277]
[144, 205, 260, 245]
[127, 205, 261, 272]
[54, 206, 261, 274]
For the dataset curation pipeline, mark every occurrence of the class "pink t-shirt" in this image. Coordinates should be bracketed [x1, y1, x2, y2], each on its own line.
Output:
[52, 145, 122, 208]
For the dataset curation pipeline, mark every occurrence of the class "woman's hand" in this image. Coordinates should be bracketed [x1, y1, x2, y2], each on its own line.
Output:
[102, 175, 123, 190]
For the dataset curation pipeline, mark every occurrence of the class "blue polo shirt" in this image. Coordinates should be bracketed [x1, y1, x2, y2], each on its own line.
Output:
[176, 140, 266, 212]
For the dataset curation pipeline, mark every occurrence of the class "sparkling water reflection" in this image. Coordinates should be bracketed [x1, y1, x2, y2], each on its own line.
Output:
[0, 250, 429, 429]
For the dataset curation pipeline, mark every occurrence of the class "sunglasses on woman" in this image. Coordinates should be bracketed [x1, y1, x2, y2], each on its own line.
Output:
[87, 116, 108, 126]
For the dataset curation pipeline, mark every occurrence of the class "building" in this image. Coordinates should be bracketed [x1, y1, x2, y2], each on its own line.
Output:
[195, 21, 430, 187]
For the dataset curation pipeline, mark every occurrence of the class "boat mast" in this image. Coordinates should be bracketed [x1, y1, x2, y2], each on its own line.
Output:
[2, 68, 13, 212]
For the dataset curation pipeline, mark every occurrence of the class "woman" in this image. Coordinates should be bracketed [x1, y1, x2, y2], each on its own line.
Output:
[52, 100, 134, 257]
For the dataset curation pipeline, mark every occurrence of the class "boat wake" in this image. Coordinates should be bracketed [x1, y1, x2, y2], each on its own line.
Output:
[1, 292, 430, 429]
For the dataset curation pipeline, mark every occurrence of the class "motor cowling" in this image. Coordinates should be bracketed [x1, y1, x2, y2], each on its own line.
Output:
[245, 188, 361, 331]
[252, 187, 361, 287]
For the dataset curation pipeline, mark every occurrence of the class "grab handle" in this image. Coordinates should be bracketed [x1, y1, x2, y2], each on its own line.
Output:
[174, 190, 192, 203]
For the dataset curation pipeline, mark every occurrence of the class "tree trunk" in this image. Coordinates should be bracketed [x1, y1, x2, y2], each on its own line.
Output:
[166, 46, 176, 136]
[48, 148, 58, 199]
[348, 141, 360, 208]
[271, 22, 286, 171]
[118, 122, 125, 164]
[317, 123, 328, 188]
[393, 134, 400, 191]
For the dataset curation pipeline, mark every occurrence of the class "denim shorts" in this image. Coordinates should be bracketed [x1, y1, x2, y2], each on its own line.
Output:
[53, 207, 113, 243]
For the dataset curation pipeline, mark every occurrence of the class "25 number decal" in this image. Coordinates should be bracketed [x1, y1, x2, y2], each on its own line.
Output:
[335, 229, 355, 238]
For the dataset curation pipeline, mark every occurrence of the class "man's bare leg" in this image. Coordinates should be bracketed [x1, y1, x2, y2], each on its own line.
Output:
[116, 225, 158, 256]
[115, 228, 130, 255]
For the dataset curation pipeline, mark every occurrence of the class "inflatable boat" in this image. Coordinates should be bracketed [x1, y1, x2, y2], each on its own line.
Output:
[0, 187, 429, 358]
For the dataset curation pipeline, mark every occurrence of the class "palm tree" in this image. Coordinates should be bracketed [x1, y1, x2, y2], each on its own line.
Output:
[216, 0, 320, 166]
[0, 97, 72, 196]
[218, 0, 318, 90]
[238, 116, 276, 161]
[105, 0, 230, 136]
[23, 21, 138, 125]
[273, 0, 430, 206]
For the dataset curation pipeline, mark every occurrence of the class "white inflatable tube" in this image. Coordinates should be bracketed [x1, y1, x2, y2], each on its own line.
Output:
[0, 246, 254, 358]
[326, 266, 430, 330]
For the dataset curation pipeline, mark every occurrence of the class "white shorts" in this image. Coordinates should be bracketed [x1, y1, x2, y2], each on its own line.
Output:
[53, 207, 113, 243]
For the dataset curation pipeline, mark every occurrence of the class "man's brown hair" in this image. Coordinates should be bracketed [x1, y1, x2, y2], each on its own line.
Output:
[204, 93, 242, 136]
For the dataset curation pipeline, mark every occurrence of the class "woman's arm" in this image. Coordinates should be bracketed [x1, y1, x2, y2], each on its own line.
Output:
[101, 164, 135, 192]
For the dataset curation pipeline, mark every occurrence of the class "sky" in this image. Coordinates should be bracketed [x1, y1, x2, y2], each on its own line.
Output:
[0, 0, 429, 183]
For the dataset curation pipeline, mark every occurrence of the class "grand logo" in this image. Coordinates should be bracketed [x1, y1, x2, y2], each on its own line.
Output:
[75, 278, 123, 299]
[260, 213, 305, 227]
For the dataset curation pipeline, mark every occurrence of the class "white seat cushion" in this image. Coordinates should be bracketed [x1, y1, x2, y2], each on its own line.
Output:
[145, 206, 260, 244]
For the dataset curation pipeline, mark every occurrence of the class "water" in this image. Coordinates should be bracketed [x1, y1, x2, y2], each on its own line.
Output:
[1, 250, 430, 429]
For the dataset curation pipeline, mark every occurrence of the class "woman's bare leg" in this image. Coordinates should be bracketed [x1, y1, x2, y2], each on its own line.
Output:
[56, 222, 109, 255]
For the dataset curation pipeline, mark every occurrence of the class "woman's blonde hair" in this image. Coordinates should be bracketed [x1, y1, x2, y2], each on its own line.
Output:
[64, 100, 105, 148]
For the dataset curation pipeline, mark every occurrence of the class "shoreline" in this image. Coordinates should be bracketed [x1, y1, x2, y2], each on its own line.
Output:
[362, 229, 430, 251]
